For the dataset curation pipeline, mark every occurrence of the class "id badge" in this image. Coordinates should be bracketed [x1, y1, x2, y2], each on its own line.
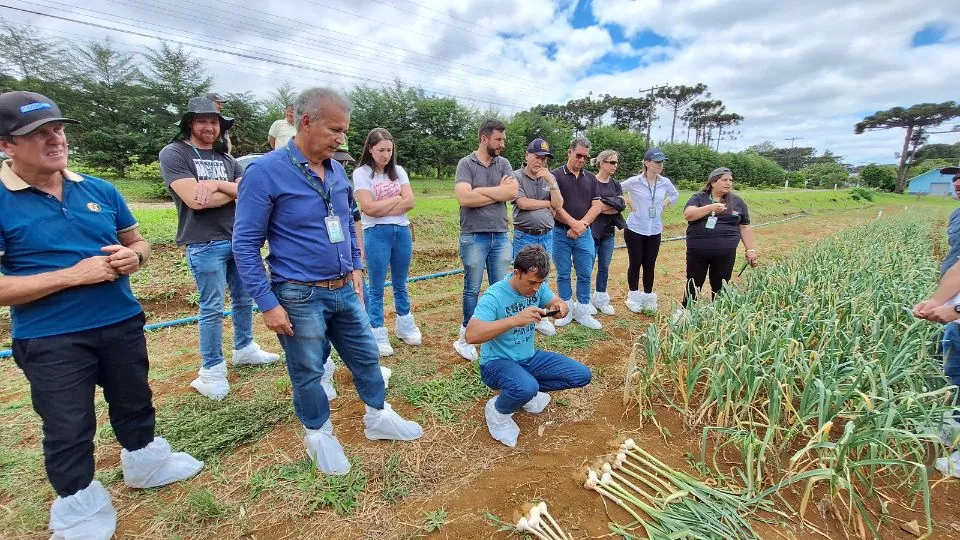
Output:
[325, 215, 345, 243]
[705, 216, 718, 230]
[648, 207, 656, 218]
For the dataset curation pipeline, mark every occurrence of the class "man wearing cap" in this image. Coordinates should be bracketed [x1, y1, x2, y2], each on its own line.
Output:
[206, 92, 233, 154]
[512, 138, 563, 335]
[550, 136, 604, 330]
[160, 97, 280, 401]
[0, 91, 202, 538]
[268, 105, 297, 149]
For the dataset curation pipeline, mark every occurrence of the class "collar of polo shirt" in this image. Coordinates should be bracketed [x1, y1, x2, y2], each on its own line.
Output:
[0, 159, 83, 191]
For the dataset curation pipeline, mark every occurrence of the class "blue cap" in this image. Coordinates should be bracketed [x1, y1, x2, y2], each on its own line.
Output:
[643, 148, 667, 162]
[526, 138, 554, 158]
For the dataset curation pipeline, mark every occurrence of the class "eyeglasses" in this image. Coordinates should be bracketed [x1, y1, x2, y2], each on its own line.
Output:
[574, 153, 589, 160]
[604, 160, 618, 165]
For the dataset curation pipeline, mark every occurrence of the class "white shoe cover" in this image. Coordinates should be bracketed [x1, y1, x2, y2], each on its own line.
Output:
[394, 313, 422, 346]
[380, 365, 393, 389]
[592, 292, 615, 316]
[554, 301, 575, 327]
[484, 397, 520, 447]
[190, 361, 229, 400]
[304, 420, 351, 476]
[937, 450, 960, 478]
[372, 327, 394, 357]
[522, 392, 551, 414]
[49, 480, 116, 540]
[363, 402, 424, 441]
[535, 318, 556, 336]
[121, 437, 204, 489]
[574, 302, 603, 330]
[645, 292, 659, 312]
[232, 342, 280, 366]
[453, 325, 478, 361]
[625, 290, 644, 313]
[584, 301, 598, 315]
[671, 307, 686, 325]
[321, 355, 337, 401]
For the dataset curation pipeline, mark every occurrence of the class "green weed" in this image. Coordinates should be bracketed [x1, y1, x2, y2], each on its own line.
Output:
[540, 325, 606, 354]
[401, 364, 490, 424]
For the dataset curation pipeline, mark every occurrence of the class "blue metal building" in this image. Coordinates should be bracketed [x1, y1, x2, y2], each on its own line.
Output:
[907, 169, 955, 196]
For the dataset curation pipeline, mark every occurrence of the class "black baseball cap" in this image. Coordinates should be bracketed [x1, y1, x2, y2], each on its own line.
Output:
[526, 138, 554, 158]
[941, 166, 960, 176]
[0, 91, 79, 136]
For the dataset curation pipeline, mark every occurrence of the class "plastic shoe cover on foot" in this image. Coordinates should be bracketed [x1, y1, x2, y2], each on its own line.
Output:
[554, 302, 575, 327]
[625, 291, 644, 313]
[394, 313, 422, 346]
[522, 392, 551, 414]
[671, 308, 686, 325]
[453, 326, 478, 361]
[304, 420, 351, 476]
[372, 327, 394, 357]
[593, 292, 615, 316]
[574, 303, 603, 330]
[321, 355, 337, 401]
[380, 365, 393, 389]
[49, 480, 116, 540]
[122, 437, 203, 489]
[940, 415, 960, 447]
[936, 450, 960, 478]
[232, 342, 280, 366]
[584, 300, 598, 315]
[364, 402, 424, 441]
[190, 362, 229, 400]
[484, 397, 520, 447]
[535, 318, 556, 336]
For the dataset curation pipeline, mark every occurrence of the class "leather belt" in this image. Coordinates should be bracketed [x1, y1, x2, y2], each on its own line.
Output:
[288, 277, 348, 289]
[515, 225, 552, 236]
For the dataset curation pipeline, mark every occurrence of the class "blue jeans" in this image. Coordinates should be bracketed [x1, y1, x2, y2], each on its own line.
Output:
[186, 240, 254, 369]
[593, 234, 615, 293]
[552, 226, 596, 304]
[512, 229, 553, 258]
[273, 282, 385, 429]
[944, 323, 960, 414]
[364, 224, 413, 328]
[460, 232, 511, 327]
[480, 351, 592, 414]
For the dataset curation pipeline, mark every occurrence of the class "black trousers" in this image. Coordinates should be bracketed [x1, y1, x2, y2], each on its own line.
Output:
[683, 247, 737, 307]
[624, 228, 661, 293]
[12, 312, 155, 497]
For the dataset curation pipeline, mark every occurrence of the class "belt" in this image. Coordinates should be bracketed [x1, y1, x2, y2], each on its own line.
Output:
[288, 276, 348, 289]
[515, 225, 552, 236]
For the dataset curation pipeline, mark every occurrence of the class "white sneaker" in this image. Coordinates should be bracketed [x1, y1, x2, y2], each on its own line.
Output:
[671, 307, 686, 324]
[554, 301, 575, 327]
[380, 365, 392, 389]
[321, 355, 337, 401]
[304, 420, 351, 476]
[535, 318, 557, 336]
[232, 342, 280, 366]
[372, 327, 394, 357]
[522, 392, 551, 414]
[574, 302, 603, 330]
[644, 292, 659, 312]
[190, 362, 229, 400]
[363, 402, 424, 441]
[49, 480, 116, 540]
[625, 290, 644, 313]
[121, 437, 204, 489]
[485, 396, 520, 447]
[394, 313, 422, 346]
[453, 325, 478, 361]
[936, 450, 960, 478]
[592, 292, 615, 316]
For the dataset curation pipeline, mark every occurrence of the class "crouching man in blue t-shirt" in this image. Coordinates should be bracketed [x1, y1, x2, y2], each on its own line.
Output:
[465, 245, 592, 447]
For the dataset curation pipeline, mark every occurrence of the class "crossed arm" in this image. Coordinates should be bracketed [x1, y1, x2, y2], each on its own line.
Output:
[455, 176, 518, 208]
[355, 184, 415, 217]
[168, 178, 238, 210]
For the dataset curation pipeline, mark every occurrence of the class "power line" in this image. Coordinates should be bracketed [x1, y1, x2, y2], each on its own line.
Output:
[364, 0, 494, 41]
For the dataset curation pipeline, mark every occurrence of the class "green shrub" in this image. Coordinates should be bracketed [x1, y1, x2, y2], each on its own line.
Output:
[849, 186, 874, 201]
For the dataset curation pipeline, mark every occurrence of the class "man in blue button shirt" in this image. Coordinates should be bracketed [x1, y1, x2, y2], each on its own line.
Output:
[0, 91, 202, 539]
[233, 87, 423, 476]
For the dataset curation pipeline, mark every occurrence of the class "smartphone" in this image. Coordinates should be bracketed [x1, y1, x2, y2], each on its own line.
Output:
[543, 308, 561, 318]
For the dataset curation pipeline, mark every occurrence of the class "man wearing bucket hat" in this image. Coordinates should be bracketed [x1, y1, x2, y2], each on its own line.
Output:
[0, 91, 203, 539]
[159, 97, 280, 401]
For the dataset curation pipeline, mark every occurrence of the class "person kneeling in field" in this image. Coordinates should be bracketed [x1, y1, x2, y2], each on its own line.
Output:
[465, 245, 592, 447]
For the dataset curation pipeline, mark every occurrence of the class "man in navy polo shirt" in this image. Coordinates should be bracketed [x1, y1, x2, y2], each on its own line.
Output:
[0, 91, 202, 539]
[233, 87, 422, 477]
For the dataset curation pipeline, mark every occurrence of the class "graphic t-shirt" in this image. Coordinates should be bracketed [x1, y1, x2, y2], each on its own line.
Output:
[472, 274, 555, 364]
[352, 164, 411, 229]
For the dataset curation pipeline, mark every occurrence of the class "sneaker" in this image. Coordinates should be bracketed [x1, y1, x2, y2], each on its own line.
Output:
[573, 302, 603, 330]
[936, 450, 960, 478]
[190, 362, 229, 400]
[372, 327, 394, 357]
[625, 291, 644, 313]
[321, 355, 337, 401]
[484, 396, 520, 447]
[592, 292, 615, 316]
[554, 301, 575, 327]
[380, 365, 393, 389]
[363, 402, 424, 441]
[121, 437, 204, 489]
[535, 318, 557, 336]
[522, 392, 551, 414]
[232, 342, 280, 366]
[453, 325, 478, 361]
[49, 480, 117, 540]
[394, 313, 423, 346]
[304, 420, 351, 476]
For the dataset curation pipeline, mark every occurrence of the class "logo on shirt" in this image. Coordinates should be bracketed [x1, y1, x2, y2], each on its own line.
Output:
[86, 202, 102, 213]
[192, 159, 229, 181]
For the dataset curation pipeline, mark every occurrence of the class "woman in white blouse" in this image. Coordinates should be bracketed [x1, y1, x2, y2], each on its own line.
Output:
[620, 148, 679, 313]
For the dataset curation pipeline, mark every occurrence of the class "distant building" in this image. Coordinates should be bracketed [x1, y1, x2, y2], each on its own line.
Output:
[907, 169, 955, 196]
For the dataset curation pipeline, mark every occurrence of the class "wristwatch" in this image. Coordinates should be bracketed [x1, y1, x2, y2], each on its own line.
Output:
[954, 304, 960, 314]
[134, 250, 145, 266]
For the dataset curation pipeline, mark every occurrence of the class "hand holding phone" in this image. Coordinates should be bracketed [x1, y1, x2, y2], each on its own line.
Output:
[543, 308, 561, 318]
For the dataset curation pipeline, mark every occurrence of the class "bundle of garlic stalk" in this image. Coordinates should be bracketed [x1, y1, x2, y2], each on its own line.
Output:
[515, 501, 572, 540]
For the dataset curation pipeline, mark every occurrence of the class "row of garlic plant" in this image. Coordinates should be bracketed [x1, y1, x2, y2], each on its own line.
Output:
[631, 217, 949, 538]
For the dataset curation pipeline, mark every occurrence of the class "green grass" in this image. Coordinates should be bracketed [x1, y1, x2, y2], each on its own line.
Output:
[249, 456, 368, 516]
[539, 325, 607, 354]
[380, 452, 418, 504]
[108, 177, 170, 202]
[422, 507, 447, 533]
[400, 364, 490, 424]
[157, 486, 227, 534]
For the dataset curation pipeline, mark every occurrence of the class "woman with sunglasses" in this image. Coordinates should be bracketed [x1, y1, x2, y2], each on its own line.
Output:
[621, 148, 679, 313]
[587, 149, 625, 316]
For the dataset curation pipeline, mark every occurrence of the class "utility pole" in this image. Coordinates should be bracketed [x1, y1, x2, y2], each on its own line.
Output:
[640, 84, 669, 150]
[784, 136, 803, 171]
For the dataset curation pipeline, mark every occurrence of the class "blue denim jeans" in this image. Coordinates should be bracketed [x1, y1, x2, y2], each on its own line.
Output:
[363, 224, 413, 328]
[186, 239, 254, 369]
[512, 229, 553, 258]
[943, 323, 960, 413]
[460, 232, 511, 327]
[552, 226, 596, 304]
[480, 350, 592, 414]
[593, 233, 615, 293]
[273, 282, 385, 429]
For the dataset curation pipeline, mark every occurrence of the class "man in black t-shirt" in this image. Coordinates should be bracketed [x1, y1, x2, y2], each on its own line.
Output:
[159, 97, 279, 401]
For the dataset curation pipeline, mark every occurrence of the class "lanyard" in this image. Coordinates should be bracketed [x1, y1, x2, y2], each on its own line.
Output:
[644, 175, 658, 204]
[189, 143, 213, 181]
[287, 145, 334, 214]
